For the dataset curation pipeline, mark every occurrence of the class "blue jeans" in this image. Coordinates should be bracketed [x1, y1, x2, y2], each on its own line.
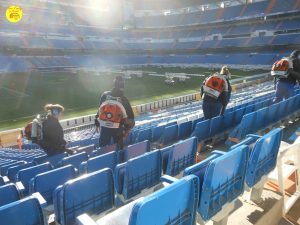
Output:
[202, 100, 223, 120]
[99, 127, 123, 149]
[273, 80, 294, 103]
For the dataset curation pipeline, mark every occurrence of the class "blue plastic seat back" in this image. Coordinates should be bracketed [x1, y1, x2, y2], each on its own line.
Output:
[0, 196, 44, 225]
[160, 145, 174, 174]
[267, 103, 278, 124]
[1, 161, 25, 176]
[231, 112, 256, 140]
[192, 117, 204, 130]
[43, 152, 68, 168]
[97, 144, 117, 156]
[129, 175, 199, 225]
[246, 128, 283, 187]
[17, 162, 52, 195]
[178, 121, 193, 140]
[160, 124, 178, 145]
[152, 125, 165, 142]
[223, 111, 234, 130]
[60, 152, 88, 169]
[191, 120, 211, 142]
[136, 128, 152, 143]
[0, 184, 20, 207]
[123, 140, 150, 162]
[55, 168, 115, 225]
[244, 104, 254, 114]
[121, 150, 162, 199]
[7, 162, 35, 182]
[253, 108, 268, 132]
[82, 152, 118, 174]
[184, 151, 225, 202]
[29, 165, 76, 204]
[166, 137, 197, 176]
[232, 108, 245, 126]
[210, 116, 224, 136]
[200, 145, 249, 221]
[278, 100, 287, 119]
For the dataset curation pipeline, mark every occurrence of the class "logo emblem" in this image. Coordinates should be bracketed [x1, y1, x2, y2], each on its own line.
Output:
[6, 6, 23, 23]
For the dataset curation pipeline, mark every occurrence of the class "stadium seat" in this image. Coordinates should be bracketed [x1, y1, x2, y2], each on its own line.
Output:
[0, 176, 6, 186]
[79, 151, 118, 174]
[37, 152, 68, 168]
[29, 165, 76, 204]
[77, 144, 95, 156]
[115, 150, 162, 202]
[119, 140, 150, 162]
[16, 162, 52, 195]
[1, 161, 25, 176]
[164, 137, 197, 176]
[59, 152, 88, 170]
[0, 196, 45, 225]
[136, 128, 152, 143]
[54, 168, 115, 225]
[7, 162, 35, 182]
[191, 120, 211, 142]
[159, 124, 178, 146]
[152, 124, 165, 142]
[0, 183, 20, 207]
[77, 175, 199, 225]
[178, 120, 193, 139]
[245, 128, 283, 202]
[183, 145, 249, 224]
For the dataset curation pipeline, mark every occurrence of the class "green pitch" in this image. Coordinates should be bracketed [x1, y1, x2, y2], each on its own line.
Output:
[0, 66, 266, 131]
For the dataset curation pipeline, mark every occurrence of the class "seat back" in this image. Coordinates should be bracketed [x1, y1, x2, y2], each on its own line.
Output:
[1, 161, 25, 176]
[29, 165, 76, 204]
[16, 162, 52, 195]
[191, 120, 211, 142]
[136, 128, 152, 143]
[129, 175, 199, 225]
[246, 128, 283, 187]
[0, 177, 5, 186]
[160, 145, 174, 174]
[116, 150, 162, 199]
[60, 152, 88, 169]
[178, 121, 193, 139]
[210, 116, 224, 136]
[122, 140, 150, 162]
[159, 124, 178, 145]
[7, 162, 35, 182]
[55, 168, 115, 225]
[0, 196, 45, 225]
[166, 137, 197, 176]
[199, 145, 249, 221]
[43, 152, 68, 168]
[77, 145, 95, 156]
[80, 152, 118, 174]
[152, 125, 165, 142]
[0, 184, 20, 207]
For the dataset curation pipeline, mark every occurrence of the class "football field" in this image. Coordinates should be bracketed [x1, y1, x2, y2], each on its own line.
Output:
[0, 66, 267, 131]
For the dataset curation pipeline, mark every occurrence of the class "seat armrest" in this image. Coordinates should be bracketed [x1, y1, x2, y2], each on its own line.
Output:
[16, 181, 25, 192]
[160, 175, 178, 184]
[77, 214, 98, 225]
[32, 192, 47, 208]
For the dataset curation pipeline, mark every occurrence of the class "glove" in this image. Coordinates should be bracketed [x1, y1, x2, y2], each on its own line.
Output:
[94, 118, 100, 128]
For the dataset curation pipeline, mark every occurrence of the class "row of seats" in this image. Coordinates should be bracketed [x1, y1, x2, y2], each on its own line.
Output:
[228, 90, 300, 143]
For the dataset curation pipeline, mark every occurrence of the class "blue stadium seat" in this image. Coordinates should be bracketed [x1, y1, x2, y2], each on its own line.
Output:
[115, 150, 162, 201]
[54, 168, 115, 225]
[7, 162, 35, 182]
[152, 124, 165, 142]
[120, 140, 150, 162]
[0, 176, 6, 186]
[191, 120, 211, 142]
[77, 144, 95, 156]
[29, 165, 76, 204]
[136, 128, 152, 142]
[16, 162, 52, 195]
[184, 145, 249, 223]
[245, 128, 282, 201]
[79, 174, 199, 225]
[1, 161, 25, 176]
[39, 152, 68, 168]
[0, 196, 45, 225]
[79, 151, 118, 174]
[0, 184, 20, 207]
[178, 121, 193, 139]
[160, 145, 174, 174]
[159, 124, 178, 146]
[165, 137, 197, 176]
[210, 115, 225, 136]
[59, 152, 88, 170]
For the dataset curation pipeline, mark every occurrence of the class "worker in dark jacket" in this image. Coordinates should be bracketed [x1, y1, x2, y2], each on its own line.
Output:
[40, 104, 68, 156]
[95, 76, 135, 149]
[200, 72, 229, 120]
[273, 50, 300, 103]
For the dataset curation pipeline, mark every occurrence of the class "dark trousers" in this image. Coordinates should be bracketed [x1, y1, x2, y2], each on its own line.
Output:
[273, 80, 294, 103]
[99, 127, 124, 149]
[202, 100, 223, 120]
